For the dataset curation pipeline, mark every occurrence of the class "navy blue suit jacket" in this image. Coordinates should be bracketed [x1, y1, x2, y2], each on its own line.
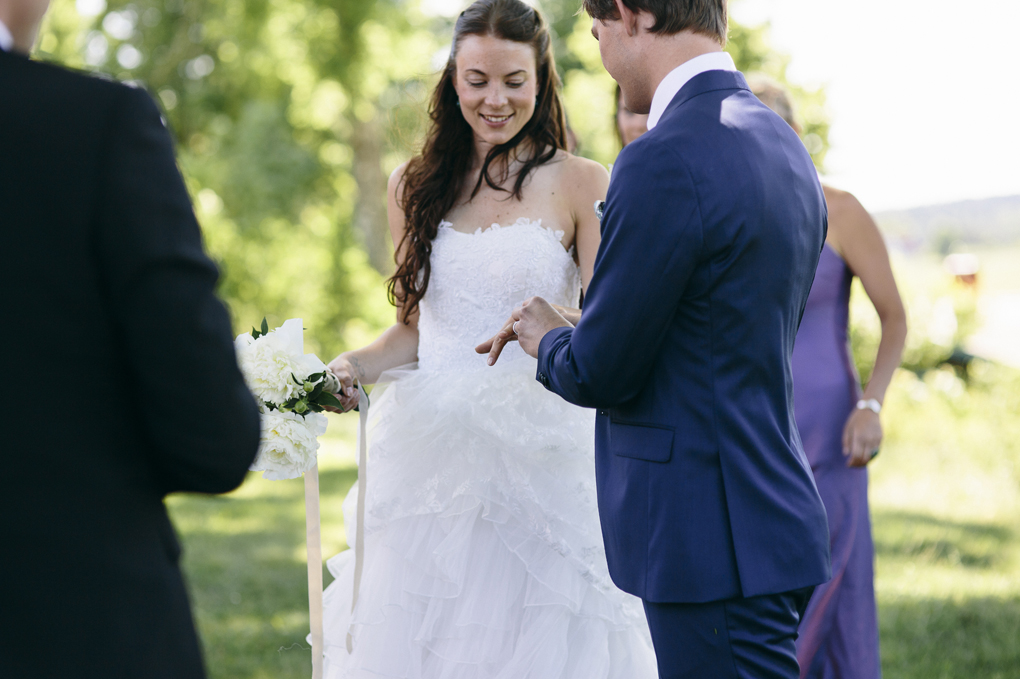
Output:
[537, 70, 831, 603]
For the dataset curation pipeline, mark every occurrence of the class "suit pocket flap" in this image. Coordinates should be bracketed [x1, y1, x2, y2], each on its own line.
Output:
[610, 422, 674, 463]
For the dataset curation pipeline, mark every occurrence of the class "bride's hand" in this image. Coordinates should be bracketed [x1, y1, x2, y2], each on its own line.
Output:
[477, 298, 576, 365]
[324, 355, 362, 413]
[475, 316, 518, 366]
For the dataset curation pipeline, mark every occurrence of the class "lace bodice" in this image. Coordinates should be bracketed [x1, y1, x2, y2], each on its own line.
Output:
[417, 218, 581, 372]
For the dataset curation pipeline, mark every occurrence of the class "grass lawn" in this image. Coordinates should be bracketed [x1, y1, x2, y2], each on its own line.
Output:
[167, 424, 359, 679]
[869, 363, 1020, 678]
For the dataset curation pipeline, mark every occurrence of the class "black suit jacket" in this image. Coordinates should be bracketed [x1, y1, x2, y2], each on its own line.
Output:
[0, 49, 260, 678]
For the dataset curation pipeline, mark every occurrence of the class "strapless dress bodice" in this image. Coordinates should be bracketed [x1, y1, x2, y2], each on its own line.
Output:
[416, 218, 581, 372]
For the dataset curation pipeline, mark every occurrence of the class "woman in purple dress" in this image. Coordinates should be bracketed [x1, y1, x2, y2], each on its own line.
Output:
[753, 79, 908, 679]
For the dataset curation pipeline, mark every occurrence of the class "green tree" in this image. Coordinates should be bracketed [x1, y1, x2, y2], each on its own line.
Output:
[36, 0, 442, 357]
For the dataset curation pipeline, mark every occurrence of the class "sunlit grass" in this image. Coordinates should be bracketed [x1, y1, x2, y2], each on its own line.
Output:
[167, 419, 359, 678]
[870, 365, 1020, 678]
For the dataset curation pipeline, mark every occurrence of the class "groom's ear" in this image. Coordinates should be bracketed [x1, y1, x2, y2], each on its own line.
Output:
[613, 0, 642, 37]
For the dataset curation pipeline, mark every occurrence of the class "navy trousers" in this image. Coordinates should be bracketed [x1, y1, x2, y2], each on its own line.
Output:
[643, 587, 815, 679]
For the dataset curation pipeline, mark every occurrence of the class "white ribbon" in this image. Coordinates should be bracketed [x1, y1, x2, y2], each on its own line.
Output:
[307, 381, 368, 674]
[305, 464, 324, 679]
[346, 383, 369, 653]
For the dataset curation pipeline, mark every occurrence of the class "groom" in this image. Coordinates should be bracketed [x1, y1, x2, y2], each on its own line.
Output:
[501, 0, 831, 676]
[1, 1, 260, 677]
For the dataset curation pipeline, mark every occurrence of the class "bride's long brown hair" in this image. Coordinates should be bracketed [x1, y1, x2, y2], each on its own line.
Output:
[388, 0, 568, 322]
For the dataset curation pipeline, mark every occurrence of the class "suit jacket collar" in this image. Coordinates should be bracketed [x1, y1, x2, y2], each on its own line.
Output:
[660, 70, 751, 124]
[646, 52, 736, 129]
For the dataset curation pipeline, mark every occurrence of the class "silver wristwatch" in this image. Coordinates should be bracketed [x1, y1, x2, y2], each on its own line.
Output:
[856, 398, 882, 414]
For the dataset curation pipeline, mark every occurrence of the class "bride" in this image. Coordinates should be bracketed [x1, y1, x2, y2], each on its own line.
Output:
[321, 1, 656, 676]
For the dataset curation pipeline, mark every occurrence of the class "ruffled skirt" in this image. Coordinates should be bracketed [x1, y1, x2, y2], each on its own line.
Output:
[319, 362, 656, 679]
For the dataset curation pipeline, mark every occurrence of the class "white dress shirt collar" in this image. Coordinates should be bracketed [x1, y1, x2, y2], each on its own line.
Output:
[646, 51, 737, 130]
[0, 19, 14, 53]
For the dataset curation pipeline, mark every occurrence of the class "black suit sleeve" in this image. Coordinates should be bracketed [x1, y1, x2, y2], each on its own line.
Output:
[94, 85, 260, 495]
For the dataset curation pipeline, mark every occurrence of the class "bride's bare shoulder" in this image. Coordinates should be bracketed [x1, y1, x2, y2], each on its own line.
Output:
[551, 151, 609, 199]
[387, 162, 413, 245]
[389, 161, 411, 196]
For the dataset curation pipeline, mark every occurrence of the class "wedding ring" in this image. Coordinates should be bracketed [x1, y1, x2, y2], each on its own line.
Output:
[869, 448, 880, 460]
[512, 321, 520, 336]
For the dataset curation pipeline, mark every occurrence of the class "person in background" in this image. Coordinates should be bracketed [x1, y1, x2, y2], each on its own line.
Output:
[752, 77, 908, 679]
[615, 83, 648, 148]
[0, 1, 261, 677]
[565, 121, 580, 153]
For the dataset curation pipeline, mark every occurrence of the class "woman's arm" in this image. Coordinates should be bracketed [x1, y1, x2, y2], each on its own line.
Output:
[327, 164, 420, 410]
[551, 304, 582, 327]
[825, 186, 908, 467]
[548, 161, 608, 325]
[568, 156, 610, 294]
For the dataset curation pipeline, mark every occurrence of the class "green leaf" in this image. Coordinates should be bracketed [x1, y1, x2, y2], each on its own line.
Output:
[317, 392, 343, 409]
[261, 317, 269, 335]
[291, 373, 303, 386]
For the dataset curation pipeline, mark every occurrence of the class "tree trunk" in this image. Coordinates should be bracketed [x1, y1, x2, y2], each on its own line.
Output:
[351, 113, 392, 274]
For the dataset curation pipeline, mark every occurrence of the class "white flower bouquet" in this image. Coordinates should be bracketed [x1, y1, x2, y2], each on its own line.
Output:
[235, 318, 345, 480]
[234, 318, 363, 677]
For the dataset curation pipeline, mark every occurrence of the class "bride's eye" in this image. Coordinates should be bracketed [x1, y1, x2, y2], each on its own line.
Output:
[468, 81, 486, 88]
[506, 81, 524, 89]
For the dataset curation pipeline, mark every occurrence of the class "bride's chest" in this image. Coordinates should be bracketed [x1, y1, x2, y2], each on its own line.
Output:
[444, 187, 575, 250]
[424, 220, 580, 313]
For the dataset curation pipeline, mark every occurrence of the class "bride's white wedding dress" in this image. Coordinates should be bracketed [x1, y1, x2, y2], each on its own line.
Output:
[320, 218, 656, 679]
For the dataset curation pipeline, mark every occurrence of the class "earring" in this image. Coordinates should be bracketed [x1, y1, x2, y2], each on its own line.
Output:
[456, 99, 461, 108]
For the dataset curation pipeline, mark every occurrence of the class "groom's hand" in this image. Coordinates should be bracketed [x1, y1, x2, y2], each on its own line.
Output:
[513, 297, 572, 358]
[476, 297, 572, 364]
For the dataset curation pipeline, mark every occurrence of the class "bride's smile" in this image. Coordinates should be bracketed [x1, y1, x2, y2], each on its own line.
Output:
[479, 112, 513, 126]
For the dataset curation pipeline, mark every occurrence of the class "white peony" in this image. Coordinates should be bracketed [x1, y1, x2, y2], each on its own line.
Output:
[251, 409, 328, 480]
[235, 319, 326, 406]
[235, 318, 334, 480]
[236, 333, 302, 404]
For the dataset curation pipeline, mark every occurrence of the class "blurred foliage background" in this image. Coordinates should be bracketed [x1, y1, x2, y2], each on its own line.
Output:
[37, 0, 828, 359]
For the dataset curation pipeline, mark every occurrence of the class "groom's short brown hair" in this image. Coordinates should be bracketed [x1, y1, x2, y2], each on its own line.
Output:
[583, 0, 728, 45]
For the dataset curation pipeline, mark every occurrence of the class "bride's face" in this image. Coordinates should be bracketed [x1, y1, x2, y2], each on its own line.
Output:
[454, 34, 538, 150]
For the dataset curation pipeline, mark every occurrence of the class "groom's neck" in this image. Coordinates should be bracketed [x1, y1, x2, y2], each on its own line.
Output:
[639, 32, 726, 103]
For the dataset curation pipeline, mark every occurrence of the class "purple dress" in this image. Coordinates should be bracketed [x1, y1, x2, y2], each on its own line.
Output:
[792, 244, 881, 679]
